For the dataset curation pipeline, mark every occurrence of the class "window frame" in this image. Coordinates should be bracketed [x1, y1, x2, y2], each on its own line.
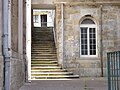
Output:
[80, 24, 97, 58]
[33, 15, 39, 23]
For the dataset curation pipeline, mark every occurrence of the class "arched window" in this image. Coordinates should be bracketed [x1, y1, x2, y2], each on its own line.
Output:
[80, 18, 97, 57]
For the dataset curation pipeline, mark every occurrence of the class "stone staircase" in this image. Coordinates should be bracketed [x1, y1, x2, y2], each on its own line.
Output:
[31, 27, 79, 80]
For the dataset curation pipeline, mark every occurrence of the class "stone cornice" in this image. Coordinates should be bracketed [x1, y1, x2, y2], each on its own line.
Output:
[54, 1, 120, 6]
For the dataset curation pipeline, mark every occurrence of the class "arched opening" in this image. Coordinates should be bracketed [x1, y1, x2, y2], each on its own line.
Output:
[80, 17, 97, 57]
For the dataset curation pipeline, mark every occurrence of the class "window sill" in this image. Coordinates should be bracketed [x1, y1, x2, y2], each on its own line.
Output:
[79, 57, 98, 60]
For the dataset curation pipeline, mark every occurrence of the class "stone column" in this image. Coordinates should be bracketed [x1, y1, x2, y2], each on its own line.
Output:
[55, 3, 64, 67]
[18, 0, 23, 60]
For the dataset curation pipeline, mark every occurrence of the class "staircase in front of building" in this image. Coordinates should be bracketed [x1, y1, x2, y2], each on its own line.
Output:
[31, 27, 79, 80]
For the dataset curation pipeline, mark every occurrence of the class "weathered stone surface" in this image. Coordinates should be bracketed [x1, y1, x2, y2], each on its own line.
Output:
[32, 0, 120, 4]
[61, 4, 120, 76]
[31, 1, 120, 77]
[11, 57, 25, 90]
[11, 0, 18, 52]
[10, 0, 25, 90]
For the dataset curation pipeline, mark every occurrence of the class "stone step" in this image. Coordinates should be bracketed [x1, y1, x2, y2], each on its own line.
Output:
[32, 45, 55, 49]
[32, 31, 53, 33]
[32, 45, 54, 46]
[31, 51, 56, 53]
[32, 48, 55, 50]
[31, 60, 58, 64]
[31, 56, 56, 59]
[32, 35, 53, 37]
[32, 41, 54, 42]
[33, 31, 53, 33]
[31, 69, 67, 72]
[31, 66, 61, 69]
[32, 43, 54, 44]
[32, 56, 56, 58]
[31, 63, 58, 66]
[32, 56, 56, 59]
[32, 34, 53, 36]
[32, 41, 54, 43]
[31, 52, 56, 54]
[32, 38, 53, 39]
[31, 72, 73, 76]
[32, 47, 55, 49]
[32, 42, 54, 44]
[32, 58, 57, 60]
[31, 59, 57, 62]
[32, 44, 54, 46]
[31, 49, 56, 52]
[32, 54, 56, 56]
[31, 49, 55, 51]
[32, 40, 54, 42]
[33, 30, 53, 32]
[32, 48, 56, 52]
[33, 30, 52, 32]
[31, 61, 57, 63]
[31, 54, 56, 57]
[31, 75, 79, 79]
[33, 28, 52, 30]
[32, 38, 54, 42]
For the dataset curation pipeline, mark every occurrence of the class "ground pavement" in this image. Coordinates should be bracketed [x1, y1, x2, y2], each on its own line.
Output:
[19, 77, 108, 90]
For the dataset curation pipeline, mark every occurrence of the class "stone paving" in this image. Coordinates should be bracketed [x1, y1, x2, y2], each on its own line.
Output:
[19, 77, 108, 90]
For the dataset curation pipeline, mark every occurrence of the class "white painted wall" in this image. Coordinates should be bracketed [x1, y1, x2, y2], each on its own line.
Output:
[33, 9, 55, 27]
[26, 0, 31, 81]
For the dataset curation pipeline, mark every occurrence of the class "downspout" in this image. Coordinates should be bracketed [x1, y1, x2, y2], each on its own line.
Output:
[3, 0, 11, 90]
[100, 5, 103, 77]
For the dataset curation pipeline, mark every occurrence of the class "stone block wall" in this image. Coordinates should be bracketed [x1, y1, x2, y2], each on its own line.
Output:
[102, 6, 120, 75]
[62, 4, 102, 76]
[10, 0, 25, 89]
[11, 0, 18, 52]
[55, 4, 64, 65]
[32, 0, 120, 77]
[55, 2, 120, 76]
[10, 58, 25, 90]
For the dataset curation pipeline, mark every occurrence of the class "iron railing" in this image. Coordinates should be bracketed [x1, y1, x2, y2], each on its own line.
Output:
[107, 51, 120, 90]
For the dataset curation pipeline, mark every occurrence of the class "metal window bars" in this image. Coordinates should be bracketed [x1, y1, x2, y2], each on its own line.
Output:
[107, 51, 120, 90]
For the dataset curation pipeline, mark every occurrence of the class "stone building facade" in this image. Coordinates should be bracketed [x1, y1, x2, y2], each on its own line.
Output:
[0, 0, 26, 90]
[54, 2, 120, 77]
[0, 0, 120, 90]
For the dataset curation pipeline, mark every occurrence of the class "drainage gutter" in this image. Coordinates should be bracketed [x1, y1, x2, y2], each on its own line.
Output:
[3, 0, 11, 90]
